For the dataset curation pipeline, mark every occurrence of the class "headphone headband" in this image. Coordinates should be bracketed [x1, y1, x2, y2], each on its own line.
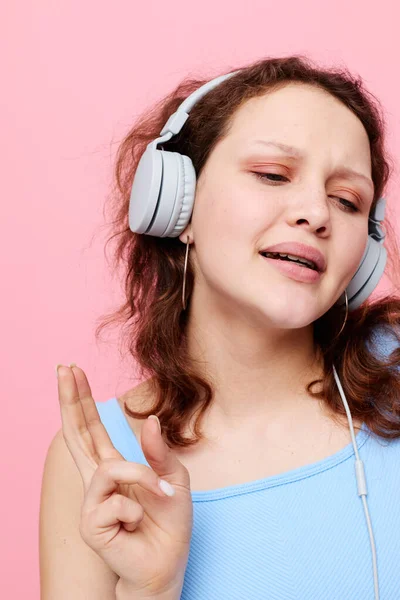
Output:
[158, 70, 241, 140]
[369, 196, 386, 241]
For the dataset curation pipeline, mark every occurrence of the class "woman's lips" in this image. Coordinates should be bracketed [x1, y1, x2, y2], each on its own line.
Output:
[260, 254, 322, 283]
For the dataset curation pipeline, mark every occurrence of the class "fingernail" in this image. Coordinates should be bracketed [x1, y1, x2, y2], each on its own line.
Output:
[148, 415, 161, 434]
[69, 363, 77, 368]
[55, 364, 63, 378]
[159, 479, 175, 497]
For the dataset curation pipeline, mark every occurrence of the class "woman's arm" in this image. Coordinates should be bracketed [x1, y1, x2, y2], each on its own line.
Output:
[39, 428, 119, 599]
[115, 578, 183, 600]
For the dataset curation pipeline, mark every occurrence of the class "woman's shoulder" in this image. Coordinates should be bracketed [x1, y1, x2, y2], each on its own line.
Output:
[368, 323, 400, 357]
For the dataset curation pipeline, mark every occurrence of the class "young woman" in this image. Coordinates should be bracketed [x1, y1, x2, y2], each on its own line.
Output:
[40, 55, 400, 600]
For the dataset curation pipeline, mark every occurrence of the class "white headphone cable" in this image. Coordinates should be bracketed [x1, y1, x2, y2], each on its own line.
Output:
[332, 363, 379, 599]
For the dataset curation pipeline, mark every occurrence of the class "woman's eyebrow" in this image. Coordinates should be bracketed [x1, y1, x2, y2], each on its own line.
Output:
[250, 139, 304, 159]
[248, 139, 374, 191]
[328, 166, 374, 192]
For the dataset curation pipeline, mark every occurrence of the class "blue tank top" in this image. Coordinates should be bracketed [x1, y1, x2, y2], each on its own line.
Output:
[95, 327, 400, 599]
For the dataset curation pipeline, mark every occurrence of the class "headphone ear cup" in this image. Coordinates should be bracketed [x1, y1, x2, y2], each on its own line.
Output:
[129, 146, 196, 237]
[337, 237, 387, 311]
[129, 145, 163, 234]
[160, 152, 196, 238]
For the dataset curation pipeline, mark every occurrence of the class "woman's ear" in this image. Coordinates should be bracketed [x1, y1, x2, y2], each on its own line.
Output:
[178, 225, 193, 245]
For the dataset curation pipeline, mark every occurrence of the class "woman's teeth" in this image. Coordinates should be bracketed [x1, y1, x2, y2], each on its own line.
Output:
[263, 252, 317, 271]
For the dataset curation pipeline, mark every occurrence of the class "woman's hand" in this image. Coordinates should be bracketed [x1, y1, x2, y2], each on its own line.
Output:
[57, 364, 193, 597]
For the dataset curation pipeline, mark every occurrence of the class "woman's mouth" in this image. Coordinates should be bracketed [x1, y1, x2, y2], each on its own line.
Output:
[259, 252, 322, 283]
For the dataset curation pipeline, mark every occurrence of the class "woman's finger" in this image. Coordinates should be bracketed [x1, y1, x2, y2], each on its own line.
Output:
[83, 459, 173, 512]
[70, 365, 123, 462]
[57, 365, 122, 488]
[58, 365, 99, 476]
[80, 494, 145, 546]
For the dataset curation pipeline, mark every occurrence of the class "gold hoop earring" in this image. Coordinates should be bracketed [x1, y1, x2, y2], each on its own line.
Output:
[182, 236, 190, 311]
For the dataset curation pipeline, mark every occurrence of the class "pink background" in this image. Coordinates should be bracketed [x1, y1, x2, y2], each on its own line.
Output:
[2, 0, 399, 597]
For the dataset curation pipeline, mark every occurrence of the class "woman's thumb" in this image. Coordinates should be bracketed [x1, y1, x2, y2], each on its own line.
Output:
[141, 415, 187, 482]
[148, 415, 162, 435]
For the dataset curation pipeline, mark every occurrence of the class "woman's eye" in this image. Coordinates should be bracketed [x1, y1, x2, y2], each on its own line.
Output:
[252, 172, 359, 213]
[332, 197, 359, 213]
[253, 172, 288, 183]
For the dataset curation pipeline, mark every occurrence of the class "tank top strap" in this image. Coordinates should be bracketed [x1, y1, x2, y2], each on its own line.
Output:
[95, 397, 149, 466]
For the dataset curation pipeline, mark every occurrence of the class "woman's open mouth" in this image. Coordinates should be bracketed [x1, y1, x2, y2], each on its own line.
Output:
[259, 252, 322, 283]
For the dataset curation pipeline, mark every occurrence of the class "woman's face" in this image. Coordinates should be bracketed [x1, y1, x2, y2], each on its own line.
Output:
[179, 82, 375, 329]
